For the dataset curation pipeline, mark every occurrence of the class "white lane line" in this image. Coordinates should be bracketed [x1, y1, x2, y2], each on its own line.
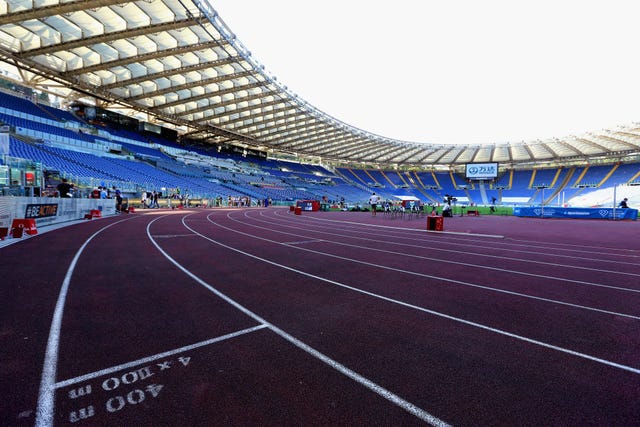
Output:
[222, 212, 640, 318]
[35, 218, 133, 427]
[151, 234, 199, 238]
[148, 215, 450, 426]
[267, 216, 640, 290]
[282, 239, 324, 245]
[196, 213, 640, 375]
[274, 208, 504, 238]
[54, 325, 268, 388]
[271, 208, 640, 260]
[264, 210, 640, 275]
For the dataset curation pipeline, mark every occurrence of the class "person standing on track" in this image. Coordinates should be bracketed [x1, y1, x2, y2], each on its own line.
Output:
[114, 186, 123, 212]
[56, 178, 74, 198]
[368, 192, 381, 216]
[151, 190, 159, 208]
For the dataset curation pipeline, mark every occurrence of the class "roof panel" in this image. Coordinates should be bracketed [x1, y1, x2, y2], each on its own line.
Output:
[2, 23, 40, 50]
[491, 145, 508, 162]
[454, 148, 474, 163]
[136, 0, 180, 23]
[142, 58, 165, 75]
[41, 16, 73, 42]
[109, 38, 139, 58]
[83, 8, 125, 33]
[112, 3, 154, 27]
[64, 11, 105, 37]
[473, 147, 492, 163]
[154, 30, 186, 48]
[125, 62, 148, 79]
[509, 144, 531, 162]
[527, 143, 554, 160]
[4, 1, 32, 13]
[158, 55, 181, 69]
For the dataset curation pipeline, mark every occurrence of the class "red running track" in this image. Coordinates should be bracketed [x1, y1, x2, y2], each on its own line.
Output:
[1, 207, 639, 426]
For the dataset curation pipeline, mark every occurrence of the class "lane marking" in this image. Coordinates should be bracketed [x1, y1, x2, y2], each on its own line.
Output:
[148, 215, 451, 426]
[54, 325, 268, 388]
[272, 208, 640, 259]
[151, 234, 199, 238]
[36, 218, 134, 427]
[189, 212, 640, 374]
[285, 210, 505, 238]
[222, 212, 640, 317]
[247, 210, 640, 290]
[266, 210, 640, 271]
[282, 239, 324, 245]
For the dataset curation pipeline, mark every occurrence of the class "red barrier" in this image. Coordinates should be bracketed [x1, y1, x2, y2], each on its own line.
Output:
[426, 215, 444, 231]
[294, 206, 302, 215]
[289, 205, 295, 212]
[90, 209, 102, 218]
[11, 219, 38, 236]
[0, 227, 8, 240]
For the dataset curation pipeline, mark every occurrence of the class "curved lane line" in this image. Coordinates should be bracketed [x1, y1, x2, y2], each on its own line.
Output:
[189, 212, 640, 374]
[272, 208, 640, 259]
[262, 209, 640, 272]
[220, 211, 640, 318]
[35, 217, 135, 427]
[146, 214, 450, 426]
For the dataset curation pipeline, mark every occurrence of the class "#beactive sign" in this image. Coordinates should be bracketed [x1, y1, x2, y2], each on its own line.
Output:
[465, 162, 498, 180]
[25, 203, 59, 219]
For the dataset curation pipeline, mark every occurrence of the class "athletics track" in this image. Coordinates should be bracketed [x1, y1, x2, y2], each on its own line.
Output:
[0, 207, 639, 426]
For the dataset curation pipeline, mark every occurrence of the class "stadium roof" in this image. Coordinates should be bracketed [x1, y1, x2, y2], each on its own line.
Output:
[1, 0, 639, 168]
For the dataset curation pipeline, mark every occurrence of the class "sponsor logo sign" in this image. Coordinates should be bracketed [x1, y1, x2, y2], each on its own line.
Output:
[25, 203, 59, 219]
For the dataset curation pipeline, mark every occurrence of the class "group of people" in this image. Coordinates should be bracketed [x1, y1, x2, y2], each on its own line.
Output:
[140, 190, 160, 208]
[89, 186, 109, 199]
[56, 179, 125, 212]
[368, 192, 428, 217]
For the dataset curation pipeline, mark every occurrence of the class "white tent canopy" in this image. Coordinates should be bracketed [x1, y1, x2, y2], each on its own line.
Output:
[393, 195, 420, 201]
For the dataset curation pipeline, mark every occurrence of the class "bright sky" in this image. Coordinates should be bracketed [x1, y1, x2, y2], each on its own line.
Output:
[210, 0, 640, 145]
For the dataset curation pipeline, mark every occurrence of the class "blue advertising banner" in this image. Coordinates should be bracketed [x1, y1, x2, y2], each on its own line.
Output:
[513, 206, 638, 220]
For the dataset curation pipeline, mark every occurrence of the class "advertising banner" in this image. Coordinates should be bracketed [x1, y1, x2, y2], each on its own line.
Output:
[513, 206, 638, 220]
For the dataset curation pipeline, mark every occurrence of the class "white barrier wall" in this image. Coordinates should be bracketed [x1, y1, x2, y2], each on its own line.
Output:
[0, 197, 116, 229]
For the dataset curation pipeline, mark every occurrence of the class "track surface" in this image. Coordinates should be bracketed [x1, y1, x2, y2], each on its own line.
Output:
[1, 207, 639, 426]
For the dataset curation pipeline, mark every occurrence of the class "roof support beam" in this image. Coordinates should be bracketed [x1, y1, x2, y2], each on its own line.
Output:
[62, 41, 227, 76]
[125, 70, 254, 102]
[0, 0, 129, 25]
[17, 18, 199, 58]
[100, 57, 239, 90]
